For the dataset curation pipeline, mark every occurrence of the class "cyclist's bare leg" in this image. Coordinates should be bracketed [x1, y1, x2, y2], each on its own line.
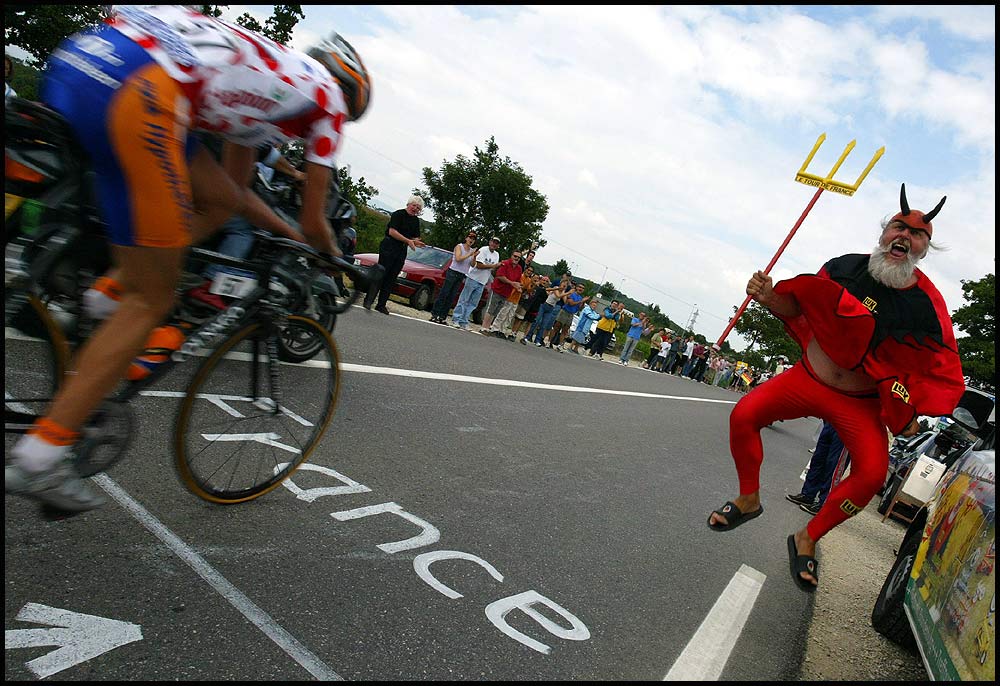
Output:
[189, 145, 306, 245]
[47, 245, 184, 431]
[7, 246, 183, 511]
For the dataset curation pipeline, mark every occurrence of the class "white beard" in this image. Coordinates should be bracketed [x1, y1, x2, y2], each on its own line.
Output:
[868, 244, 920, 288]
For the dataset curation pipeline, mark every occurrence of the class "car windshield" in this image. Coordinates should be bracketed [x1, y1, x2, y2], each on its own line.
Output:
[407, 245, 451, 269]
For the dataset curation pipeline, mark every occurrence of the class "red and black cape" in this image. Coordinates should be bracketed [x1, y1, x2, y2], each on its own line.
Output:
[770, 253, 965, 434]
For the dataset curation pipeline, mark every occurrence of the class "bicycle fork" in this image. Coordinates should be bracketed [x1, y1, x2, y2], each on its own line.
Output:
[251, 321, 284, 416]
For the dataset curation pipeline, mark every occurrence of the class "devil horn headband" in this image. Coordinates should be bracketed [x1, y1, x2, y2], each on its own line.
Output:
[898, 183, 946, 224]
[923, 195, 947, 223]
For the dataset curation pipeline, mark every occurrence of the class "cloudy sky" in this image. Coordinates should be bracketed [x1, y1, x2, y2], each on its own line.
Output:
[153, 6, 1000, 347]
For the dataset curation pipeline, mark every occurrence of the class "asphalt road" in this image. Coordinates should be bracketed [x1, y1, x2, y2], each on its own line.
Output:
[6, 307, 831, 680]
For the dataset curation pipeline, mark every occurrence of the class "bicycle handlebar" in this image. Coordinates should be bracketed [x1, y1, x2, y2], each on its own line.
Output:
[245, 233, 384, 315]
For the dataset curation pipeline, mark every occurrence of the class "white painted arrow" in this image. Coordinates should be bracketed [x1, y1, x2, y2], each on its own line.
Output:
[200, 432, 301, 453]
[5, 603, 143, 679]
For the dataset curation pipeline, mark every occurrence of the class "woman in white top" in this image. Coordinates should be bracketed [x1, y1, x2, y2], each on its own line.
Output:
[430, 230, 479, 323]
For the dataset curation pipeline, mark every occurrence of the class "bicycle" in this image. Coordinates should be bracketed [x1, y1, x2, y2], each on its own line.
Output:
[5, 97, 383, 508]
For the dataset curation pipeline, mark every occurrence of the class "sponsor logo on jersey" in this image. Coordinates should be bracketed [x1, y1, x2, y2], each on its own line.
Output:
[216, 90, 279, 113]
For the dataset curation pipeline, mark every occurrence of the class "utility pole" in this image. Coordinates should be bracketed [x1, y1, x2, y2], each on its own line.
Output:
[686, 304, 699, 335]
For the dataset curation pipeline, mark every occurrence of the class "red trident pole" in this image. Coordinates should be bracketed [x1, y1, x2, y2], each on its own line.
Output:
[713, 134, 884, 351]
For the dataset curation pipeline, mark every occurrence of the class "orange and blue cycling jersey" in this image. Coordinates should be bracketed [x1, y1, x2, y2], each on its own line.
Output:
[40, 5, 349, 249]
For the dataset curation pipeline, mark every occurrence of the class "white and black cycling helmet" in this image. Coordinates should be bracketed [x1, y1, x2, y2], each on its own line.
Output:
[307, 33, 371, 121]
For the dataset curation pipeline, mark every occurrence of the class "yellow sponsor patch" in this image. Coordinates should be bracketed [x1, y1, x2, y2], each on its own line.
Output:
[891, 381, 910, 403]
[840, 500, 862, 517]
[862, 296, 877, 312]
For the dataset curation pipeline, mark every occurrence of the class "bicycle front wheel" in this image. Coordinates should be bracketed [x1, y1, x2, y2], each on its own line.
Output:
[173, 315, 340, 504]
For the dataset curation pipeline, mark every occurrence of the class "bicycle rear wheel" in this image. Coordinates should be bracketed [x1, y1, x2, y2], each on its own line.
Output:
[173, 314, 340, 504]
[4, 289, 69, 406]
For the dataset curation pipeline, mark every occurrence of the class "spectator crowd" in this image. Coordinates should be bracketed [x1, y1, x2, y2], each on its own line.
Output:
[400, 234, 775, 391]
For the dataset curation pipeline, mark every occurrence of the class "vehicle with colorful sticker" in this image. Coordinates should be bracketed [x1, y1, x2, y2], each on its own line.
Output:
[872, 388, 995, 680]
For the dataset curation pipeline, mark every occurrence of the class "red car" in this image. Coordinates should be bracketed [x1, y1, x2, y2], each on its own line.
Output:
[353, 245, 490, 323]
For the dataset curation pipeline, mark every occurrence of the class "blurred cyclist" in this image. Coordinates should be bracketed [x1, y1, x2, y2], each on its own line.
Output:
[6, 5, 371, 512]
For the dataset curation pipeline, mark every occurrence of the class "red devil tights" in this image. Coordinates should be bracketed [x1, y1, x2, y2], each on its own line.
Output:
[729, 362, 888, 541]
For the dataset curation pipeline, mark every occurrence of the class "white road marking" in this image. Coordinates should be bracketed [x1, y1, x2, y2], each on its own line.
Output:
[664, 565, 766, 681]
[5, 603, 143, 679]
[340, 362, 738, 404]
[201, 352, 736, 405]
[4, 395, 34, 414]
[9, 327, 732, 406]
[200, 432, 302, 453]
[91, 474, 342, 681]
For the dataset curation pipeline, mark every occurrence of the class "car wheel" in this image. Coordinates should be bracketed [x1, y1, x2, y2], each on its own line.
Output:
[871, 529, 920, 652]
[877, 474, 902, 515]
[410, 284, 433, 311]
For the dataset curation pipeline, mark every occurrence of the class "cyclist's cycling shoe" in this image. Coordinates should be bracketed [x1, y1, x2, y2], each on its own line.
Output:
[5, 462, 106, 513]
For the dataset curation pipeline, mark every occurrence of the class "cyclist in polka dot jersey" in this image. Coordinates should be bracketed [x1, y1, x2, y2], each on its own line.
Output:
[5, 5, 372, 512]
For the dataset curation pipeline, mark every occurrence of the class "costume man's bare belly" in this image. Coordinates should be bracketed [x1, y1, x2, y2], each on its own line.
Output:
[805, 338, 877, 394]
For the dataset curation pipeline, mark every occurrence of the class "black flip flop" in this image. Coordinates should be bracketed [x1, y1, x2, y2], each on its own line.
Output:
[707, 501, 763, 531]
[787, 535, 819, 592]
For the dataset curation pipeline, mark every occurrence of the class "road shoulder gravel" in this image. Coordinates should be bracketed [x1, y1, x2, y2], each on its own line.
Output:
[798, 502, 928, 681]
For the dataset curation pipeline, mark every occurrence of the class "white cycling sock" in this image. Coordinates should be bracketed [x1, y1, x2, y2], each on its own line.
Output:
[82, 276, 123, 320]
[12, 434, 71, 472]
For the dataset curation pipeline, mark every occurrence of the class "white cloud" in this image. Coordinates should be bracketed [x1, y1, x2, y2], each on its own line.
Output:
[578, 169, 599, 188]
[871, 6, 996, 42]
[230, 4, 994, 347]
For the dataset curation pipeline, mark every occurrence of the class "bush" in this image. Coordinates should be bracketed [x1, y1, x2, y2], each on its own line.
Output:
[356, 206, 387, 254]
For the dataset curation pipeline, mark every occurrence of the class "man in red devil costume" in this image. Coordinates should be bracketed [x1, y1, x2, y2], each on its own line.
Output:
[707, 184, 965, 592]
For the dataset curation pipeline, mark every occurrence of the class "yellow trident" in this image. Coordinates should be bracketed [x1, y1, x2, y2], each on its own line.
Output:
[795, 134, 885, 196]
[714, 134, 884, 349]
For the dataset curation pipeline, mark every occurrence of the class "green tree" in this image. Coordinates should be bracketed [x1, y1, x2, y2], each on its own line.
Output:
[4, 5, 107, 65]
[731, 301, 800, 364]
[599, 281, 617, 299]
[951, 273, 995, 389]
[195, 5, 225, 18]
[263, 5, 304, 44]
[355, 207, 387, 255]
[338, 168, 384, 254]
[552, 259, 570, 278]
[232, 5, 303, 44]
[6, 55, 40, 101]
[337, 167, 378, 211]
[420, 136, 549, 255]
[234, 12, 264, 33]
